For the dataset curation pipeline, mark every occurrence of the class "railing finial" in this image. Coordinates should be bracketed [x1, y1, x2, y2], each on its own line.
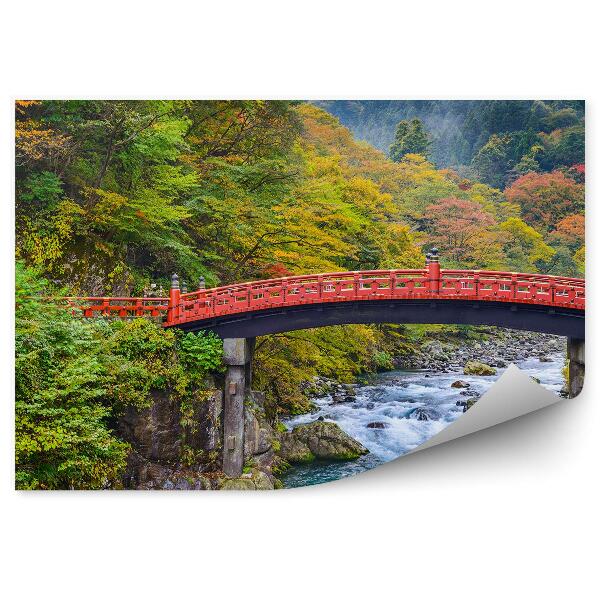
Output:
[181, 280, 188, 294]
[430, 247, 439, 262]
[198, 276, 206, 290]
[171, 273, 180, 290]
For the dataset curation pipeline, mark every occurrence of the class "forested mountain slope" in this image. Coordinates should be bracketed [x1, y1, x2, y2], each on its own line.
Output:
[314, 100, 584, 187]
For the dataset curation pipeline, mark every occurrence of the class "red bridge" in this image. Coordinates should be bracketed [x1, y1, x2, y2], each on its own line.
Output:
[68, 250, 585, 339]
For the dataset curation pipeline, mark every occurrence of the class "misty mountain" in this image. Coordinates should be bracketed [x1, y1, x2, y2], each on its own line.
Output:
[313, 100, 584, 172]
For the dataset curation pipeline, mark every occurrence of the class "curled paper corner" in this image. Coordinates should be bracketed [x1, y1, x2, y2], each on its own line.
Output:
[408, 364, 563, 455]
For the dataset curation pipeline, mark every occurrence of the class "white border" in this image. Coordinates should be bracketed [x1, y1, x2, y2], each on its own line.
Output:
[1, 2, 597, 599]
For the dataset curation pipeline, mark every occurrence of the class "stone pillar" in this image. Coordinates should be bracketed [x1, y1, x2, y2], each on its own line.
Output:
[222, 338, 253, 477]
[245, 337, 256, 393]
[567, 337, 585, 398]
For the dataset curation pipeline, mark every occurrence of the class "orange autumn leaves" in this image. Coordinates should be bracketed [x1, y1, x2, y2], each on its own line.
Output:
[505, 170, 584, 229]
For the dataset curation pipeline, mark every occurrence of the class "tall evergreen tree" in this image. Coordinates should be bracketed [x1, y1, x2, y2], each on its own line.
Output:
[389, 118, 431, 161]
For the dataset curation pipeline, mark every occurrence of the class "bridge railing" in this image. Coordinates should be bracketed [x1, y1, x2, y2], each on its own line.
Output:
[168, 264, 584, 326]
[59, 251, 585, 326]
[172, 269, 432, 324]
[61, 296, 169, 318]
[436, 270, 585, 307]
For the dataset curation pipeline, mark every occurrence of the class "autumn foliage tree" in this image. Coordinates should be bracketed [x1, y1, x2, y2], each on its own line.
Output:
[498, 217, 555, 272]
[15, 99, 586, 449]
[505, 170, 584, 229]
[550, 214, 585, 250]
[425, 197, 494, 263]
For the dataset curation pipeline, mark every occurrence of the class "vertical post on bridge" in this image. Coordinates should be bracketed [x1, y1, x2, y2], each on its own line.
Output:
[428, 247, 440, 294]
[168, 273, 181, 325]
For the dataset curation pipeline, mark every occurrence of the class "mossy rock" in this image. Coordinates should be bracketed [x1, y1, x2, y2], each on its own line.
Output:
[278, 420, 368, 464]
[220, 478, 256, 490]
[219, 469, 274, 490]
[272, 456, 292, 476]
[278, 434, 316, 463]
[463, 361, 497, 376]
[466, 397, 479, 410]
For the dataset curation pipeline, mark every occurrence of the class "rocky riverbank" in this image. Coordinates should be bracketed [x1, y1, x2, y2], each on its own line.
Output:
[395, 329, 566, 372]
[293, 330, 567, 425]
[119, 388, 284, 490]
[298, 331, 565, 409]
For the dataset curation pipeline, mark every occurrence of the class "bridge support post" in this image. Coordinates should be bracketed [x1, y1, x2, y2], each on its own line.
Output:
[222, 338, 254, 477]
[567, 337, 585, 398]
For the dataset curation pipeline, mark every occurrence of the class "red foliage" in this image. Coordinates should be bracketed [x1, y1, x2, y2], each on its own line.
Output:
[505, 170, 584, 229]
[263, 262, 293, 278]
[426, 197, 494, 260]
[568, 163, 585, 184]
[550, 214, 585, 248]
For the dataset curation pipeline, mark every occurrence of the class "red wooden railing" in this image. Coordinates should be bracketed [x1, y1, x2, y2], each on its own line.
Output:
[64, 297, 169, 319]
[64, 255, 585, 327]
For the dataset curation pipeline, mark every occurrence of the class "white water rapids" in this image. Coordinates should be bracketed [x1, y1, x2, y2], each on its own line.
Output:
[281, 351, 566, 487]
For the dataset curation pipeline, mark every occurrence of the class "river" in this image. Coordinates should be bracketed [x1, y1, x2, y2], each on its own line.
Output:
[281, 351, 566, 488]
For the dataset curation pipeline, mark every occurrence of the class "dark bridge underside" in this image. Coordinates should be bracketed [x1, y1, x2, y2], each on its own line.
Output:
[175, 299, 585, 339]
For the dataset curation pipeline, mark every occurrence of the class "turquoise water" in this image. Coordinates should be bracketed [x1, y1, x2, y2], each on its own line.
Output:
[281, 353, 565, 488]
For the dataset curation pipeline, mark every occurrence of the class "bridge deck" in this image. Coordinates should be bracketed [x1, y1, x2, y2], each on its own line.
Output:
[64, 266, 585, 338]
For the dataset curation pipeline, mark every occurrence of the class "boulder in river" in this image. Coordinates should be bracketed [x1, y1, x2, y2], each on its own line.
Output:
[366, 421, 389, 429]
[451, 380, 470, 388]
[465, 397, 479, 411]
[409, 407, 439, 421]
[538, 355, 553, 362]
[277, 421, 368, 464]
[460, 389, 479, 397]
[331, 392, 355, 403]
[463, 361, 497, 376]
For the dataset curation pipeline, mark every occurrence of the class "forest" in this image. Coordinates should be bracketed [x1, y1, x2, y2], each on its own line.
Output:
[15, 100, 585, 488]
[317, 100, 585, 188]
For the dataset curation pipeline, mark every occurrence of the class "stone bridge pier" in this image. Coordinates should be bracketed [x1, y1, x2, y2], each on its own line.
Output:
[222, 337, 255, 477]
[567, 337, 585, 398]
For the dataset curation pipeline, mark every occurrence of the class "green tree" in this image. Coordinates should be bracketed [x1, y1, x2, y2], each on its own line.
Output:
[539, 246, 579, 277]
[574, 246, 585, 275]
[389, 118, 431, 161]
[15, 263, 130, 489]
[471, 133, 513, 188]
[498, 217, 554, 272]
[15, 262, 223, 489]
